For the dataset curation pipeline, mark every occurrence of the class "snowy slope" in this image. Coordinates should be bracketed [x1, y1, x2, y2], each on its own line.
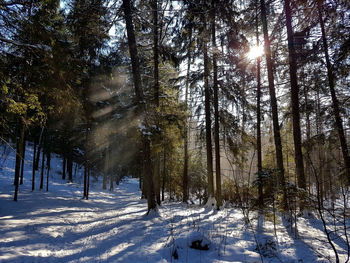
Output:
[0, 144, 349, 262]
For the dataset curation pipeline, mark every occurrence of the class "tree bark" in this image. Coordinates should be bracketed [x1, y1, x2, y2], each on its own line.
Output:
[110, 173, 114, 191]
[182, 25, 192, 204]
[40, 150, 45, 189]
[46, 151, 50, 192]
[35, 127, 44, 171]
[32, 139, 37, 191]
[317, 0, 350, 184]
[284, 0, 306, 208]
[123, 0, 156, 213]
[13, 125, 22, 201]
[103, 147, 108, 190]
[304, 84, 311, 194]
[256, 0, 263, 209]
[67, 150, 73, 182]
[316, 90, 324, 203]
[62, 156, 66, 180]
[183, 102, 189, 203]
[84, 162, 88, 196]
[122, 0, 143, 103]
[162, 149, 166, 202]
[202, 9, 214, 201]
[84, 124, 89, 198]
[143, 138, 156, 211]
[152, 0, 159, 107]
[260, 0, 287, 208]
[86, 167, 90, 199]
[20, 129, 25, 185]
[154, 155, 161, 205]
[211, 0, 221, 209]
[152, 0, 161, 206]
[109, 146, 114, 191]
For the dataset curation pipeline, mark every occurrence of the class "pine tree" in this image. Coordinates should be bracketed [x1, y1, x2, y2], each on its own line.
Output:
[254, 0, 263, 210]
[260, 0, 288, 209]
[211, 0, 222, 209]
[283, 0, 306, 209]
[122, 0, 156, 213]
[202, 1, 215, 203]
[317, 0, 350, 184]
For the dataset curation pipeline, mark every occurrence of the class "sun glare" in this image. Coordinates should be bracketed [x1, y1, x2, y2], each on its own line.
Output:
[247, 45, 264, 59]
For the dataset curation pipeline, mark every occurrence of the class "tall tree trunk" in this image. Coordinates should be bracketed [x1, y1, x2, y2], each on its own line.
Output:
[86, 167, 90, 200]
[110, 173, 114, 191]
[260, 0, 287, 209]
[211, 0, 221, 209]
[109, 146, 114, 191]
[103, 147, 108, 190]
[84, 163, 88, 197]
[83, 119, 91, 198]
[154, 156, 161, 205]
[317, 0, 350, 184]
[316, 90, 324, 205]
[183, 104, 189, 203]
[152, 0, 161, 206]
[13, 124, 22, 201]
[284, 0, 306, 209]
[162, 149, 166, 202]
[32, 139, 37, 191]
[203, 9, 214, 202]
[62, 156, 66, 180]
[152, 0, 159, 107]
[256, 0, 263, 209]
[123, 0, 156, 213]
[182, 26, 192, 204]
[20, 129, 25, 185]
[116, 171, 120, 185]
[139, 166, 142, 189]
[46, 151, 50, 192]
[67, 150, 73, 182]
[40, 150, 45, 189]
[143, 138, 156, 211]
[35, 144, 41, 171]
[122, 0, 144, 103]
[35, 127, 44, 171]
[141, 173, 146, 198]
[84, 136, 88, 198]
[304, 83, 311, 194]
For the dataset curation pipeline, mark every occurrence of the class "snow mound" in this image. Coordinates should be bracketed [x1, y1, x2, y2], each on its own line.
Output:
[204, 197, 216, 209]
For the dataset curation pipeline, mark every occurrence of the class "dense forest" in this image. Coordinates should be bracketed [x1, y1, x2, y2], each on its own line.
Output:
[0, 0, 349, 262]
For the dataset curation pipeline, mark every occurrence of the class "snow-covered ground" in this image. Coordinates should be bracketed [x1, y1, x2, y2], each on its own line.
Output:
[0, 143, 349, 262]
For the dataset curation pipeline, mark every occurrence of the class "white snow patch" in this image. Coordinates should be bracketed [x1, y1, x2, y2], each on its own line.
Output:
[0, 143, 349, 262]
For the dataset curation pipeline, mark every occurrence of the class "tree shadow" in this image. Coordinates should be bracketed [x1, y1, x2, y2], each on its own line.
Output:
[279, 216, 329, 262]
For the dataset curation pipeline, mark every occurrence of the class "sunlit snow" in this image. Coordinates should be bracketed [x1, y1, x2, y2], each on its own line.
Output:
[0, 143, 349, 262]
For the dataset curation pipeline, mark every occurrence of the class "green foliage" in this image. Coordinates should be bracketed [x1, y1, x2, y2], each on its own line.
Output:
[188, 152, 207, 203]
[222, 178, 239, 204]
[0, 0, 348, 209]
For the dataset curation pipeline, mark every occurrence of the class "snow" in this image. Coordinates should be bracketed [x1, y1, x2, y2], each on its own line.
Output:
[0, 143, 349, 262]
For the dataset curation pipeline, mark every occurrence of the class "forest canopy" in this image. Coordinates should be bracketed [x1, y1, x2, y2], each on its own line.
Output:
[0, 0, 349, 220]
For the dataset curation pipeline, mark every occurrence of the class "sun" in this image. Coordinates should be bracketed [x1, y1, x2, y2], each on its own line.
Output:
[247, 45, 264, 59]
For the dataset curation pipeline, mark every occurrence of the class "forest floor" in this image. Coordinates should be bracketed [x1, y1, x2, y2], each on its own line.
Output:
[0, 144, 349, 262]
